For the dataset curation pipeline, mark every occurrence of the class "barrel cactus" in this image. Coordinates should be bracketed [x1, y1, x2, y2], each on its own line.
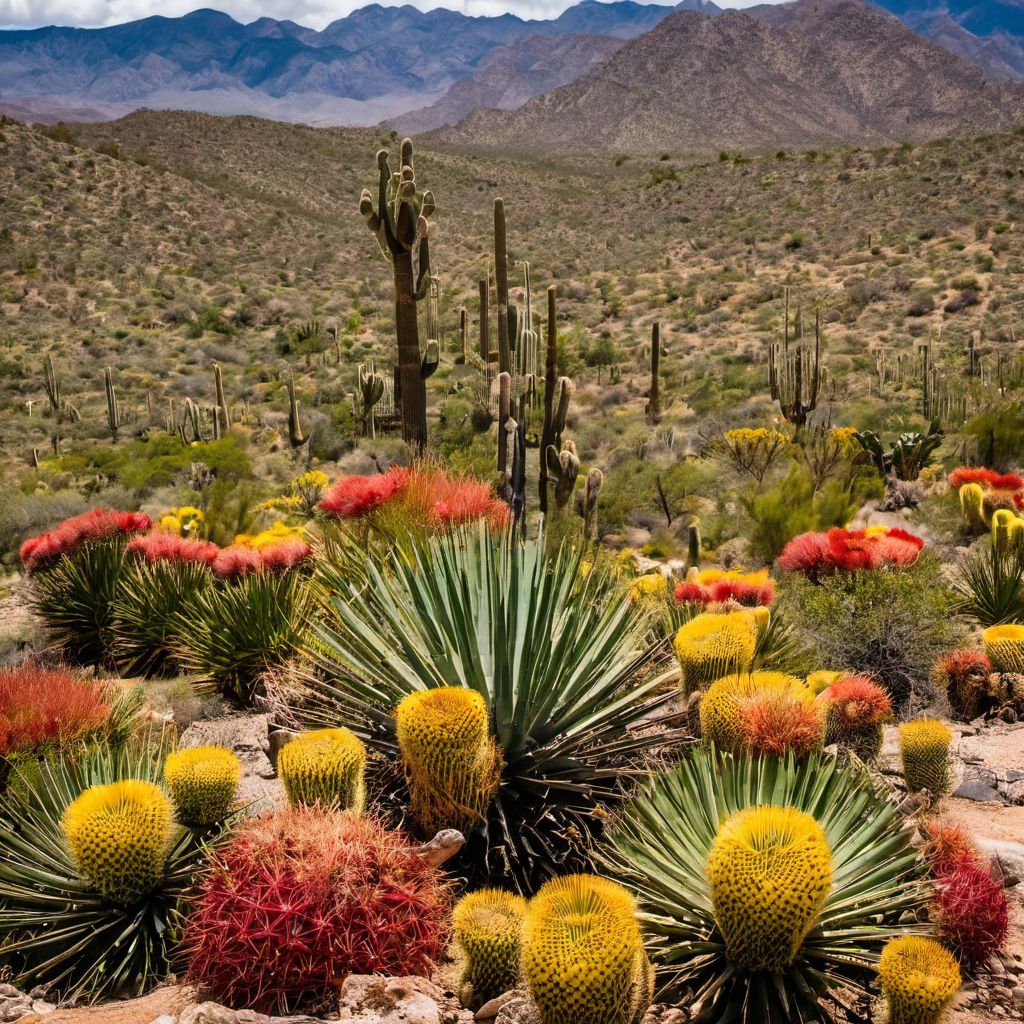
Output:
[899, 719, 953, 799]
[395, 687, 502, 834]
[877, 936, 960, 1024]
[818, 674, 892, 761]
[673, 610, 762, 695]
[453, 888, 527, 1009]
[705, 804, 833, 972]
[61, 780, 173, 904]
[164, 746, 241, 826]
[522, 874, 651, 1024]
[277, 728, 366, 811]
[982, 623, 1024, 674]
[959, 482, 986, 533]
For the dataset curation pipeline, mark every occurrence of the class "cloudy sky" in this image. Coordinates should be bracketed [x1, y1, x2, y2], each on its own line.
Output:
[1, 0, 778, 30]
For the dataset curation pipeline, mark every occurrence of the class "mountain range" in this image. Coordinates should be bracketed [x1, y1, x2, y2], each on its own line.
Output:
[0, 0, 1022, 147]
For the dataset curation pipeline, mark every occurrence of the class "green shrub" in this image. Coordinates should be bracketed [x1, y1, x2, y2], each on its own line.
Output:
[779, 554, 964, 712]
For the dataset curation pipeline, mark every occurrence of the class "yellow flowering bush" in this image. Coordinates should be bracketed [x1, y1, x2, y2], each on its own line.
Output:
[157, 506, 204, 536]
[720, 428, 791, 483]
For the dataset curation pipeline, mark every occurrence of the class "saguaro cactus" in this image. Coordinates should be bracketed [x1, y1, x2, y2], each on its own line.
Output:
[359, 138, 435, 450]
[647, 322, 661, 425]
[104, 367, 120, 443]
[213, 363, 231, 431]
[286, 368, 307, 449]
[768, 289, 821, 428]
[494, 199, 512, 375]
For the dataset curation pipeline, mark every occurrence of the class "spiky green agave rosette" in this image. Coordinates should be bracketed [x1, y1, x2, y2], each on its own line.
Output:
[0, 738, 235, 1001]
[604, 748, 929, 1024]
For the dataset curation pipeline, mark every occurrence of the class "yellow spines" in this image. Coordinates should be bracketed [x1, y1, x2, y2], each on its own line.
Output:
[453, 888, 527, 1009]
[877, 936, 961, 1024]
[395, 687, 502, 834]
[673, 610, 759, 696]
[628, 573, 668, 606]
[61, 780, 173, 905]
[983, 623, 1024, 674]
[899, 719, 954, 799]
[522, 874, 651, 1024]
[164, 745, 241, 826]
[959, 483, 986, 533]
[277, 727, 366, 811]
[806, 670, 844, 695]
[705, 804, 832, 972]
[699, 671, 816, 754]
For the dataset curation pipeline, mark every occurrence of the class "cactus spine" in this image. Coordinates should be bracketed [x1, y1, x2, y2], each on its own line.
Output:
[646, 321, 661, 425]
[522, 874, 651, 1024]
[706, 805, 832, 972]
[878, 936, 961, 1024]
[277, 728, 366, 811]
[359, 138, 435, 451]
[163, 745, 241, 827]
[61, 780, 172, 905]
[453, 888, 527, 1009]
[395, 687, 502, 835]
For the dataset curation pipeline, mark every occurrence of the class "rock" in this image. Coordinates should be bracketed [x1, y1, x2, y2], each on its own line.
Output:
[0, 984, 51, 1021]
[491, 990, 541, 1024]
[337, 976, 472, 1024]
[953, 779, 1003, 802]
[179, 713, 284, 810]
[977, 837, 1024, 887]
[161, 1002, 325, 1024]
[1011, 986, 1024, 1010]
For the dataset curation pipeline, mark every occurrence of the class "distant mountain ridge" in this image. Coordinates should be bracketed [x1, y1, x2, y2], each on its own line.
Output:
[0, 1, 717, 125]
[434, 0, 1024, 154]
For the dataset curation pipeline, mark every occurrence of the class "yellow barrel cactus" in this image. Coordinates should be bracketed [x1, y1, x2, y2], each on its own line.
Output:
[959, 482, 986, 533]
[453, 888, 527, 1009]
[899, 719, 953, 799]
[522, 874, 652, 1024]
[705, 804, 833, 972]
[806, 670, 844, 696]
[877, 936, 961, 1024]
[61, 779, 173, 905]
[277, 727, 366, 811]
[163, 745, 241, 826]
[982, 623, 1024, 675]
[395, 687, 502, 834]
[673, 610, 760, 695]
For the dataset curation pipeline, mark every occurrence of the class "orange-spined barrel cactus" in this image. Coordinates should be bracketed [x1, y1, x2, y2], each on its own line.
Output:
[877, 936, 960, 1024]
[453, 888, 527, 1009]
[982, 624, 1024, 675]
[395, 687, 502, 834]
[522, 874, 652, 1024]
[673, 610, 760, 696]
[277, 727, 366, 811]
[818, 674, 892, 761]
[164, 745, 241, 826]
[61, 779, 173, 904]
[700, 671, 823, 758]
[899, 719, 953, 799]
[705, 805, 832, 972]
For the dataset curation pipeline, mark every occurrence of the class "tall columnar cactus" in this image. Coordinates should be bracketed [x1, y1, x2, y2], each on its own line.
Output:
[687, 518, 702, 568]
[359, 138, 435, 450]
[705, 805, 833, 972]
[983, 623, 1024, 673]
[61, 780, 172, 905]
[494, 199, 512, 375]
[877, 936, 961, 1024]
[277, 728, 367, 811]
[453, 888, 527, 1009]
[286, 368, 306, 448]
[646, 321, 661, 425]
[673, 610, 761, 696]
[213, 363, 231, 431]
[576, 467, 604, 537]
[163, 745, 241, 827]
[357, 364, 385, 438]
[43, 353, 61, 416]
[395, 687, 502, 835]
[539, 286, 558, 514]
[104, 366, 120, 443]
[899, 719, 953, 800]
[522, 874, 652, 1024]
[497, 371, 512, 483]
[767, 289, 821, 428]
[547, 439, 580, 513]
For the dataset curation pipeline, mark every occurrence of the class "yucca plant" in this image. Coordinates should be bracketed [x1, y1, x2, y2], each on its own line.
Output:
[605, 748, 928, 1024]
[0, 736, 235, 1001]
[113, 558, 215, 677]
[953, 538, 1024, 627]
[176, 570, 310, 706]
[292, 526, 681, 890]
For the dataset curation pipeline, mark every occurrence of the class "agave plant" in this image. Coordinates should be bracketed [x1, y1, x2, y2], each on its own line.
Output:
[605, 748, 928, 1024]
[292, 526, 682, 890]
[0, 736, 235, 1001]
[953, 537, 1024, 627]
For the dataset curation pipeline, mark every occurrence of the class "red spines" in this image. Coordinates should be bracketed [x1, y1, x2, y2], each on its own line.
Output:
[778, 527, 925, 580]
[126, 533, 220, 565]
[949, 467, 1024, 492]
[821, 674, 892, 729]
[0, 664, 110, 757]
[318, 467, 410, 518]
[184, 809, 451, 1014]
[738, 694, 823, 759]
[933, 856, 1009, 970]
[20, 508, 151, 572]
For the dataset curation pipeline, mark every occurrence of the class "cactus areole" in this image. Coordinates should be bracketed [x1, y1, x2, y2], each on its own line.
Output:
[360, 139, 435, 451]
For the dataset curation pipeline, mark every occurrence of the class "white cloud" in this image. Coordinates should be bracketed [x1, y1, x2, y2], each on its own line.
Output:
[1, 0, 783, 32]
